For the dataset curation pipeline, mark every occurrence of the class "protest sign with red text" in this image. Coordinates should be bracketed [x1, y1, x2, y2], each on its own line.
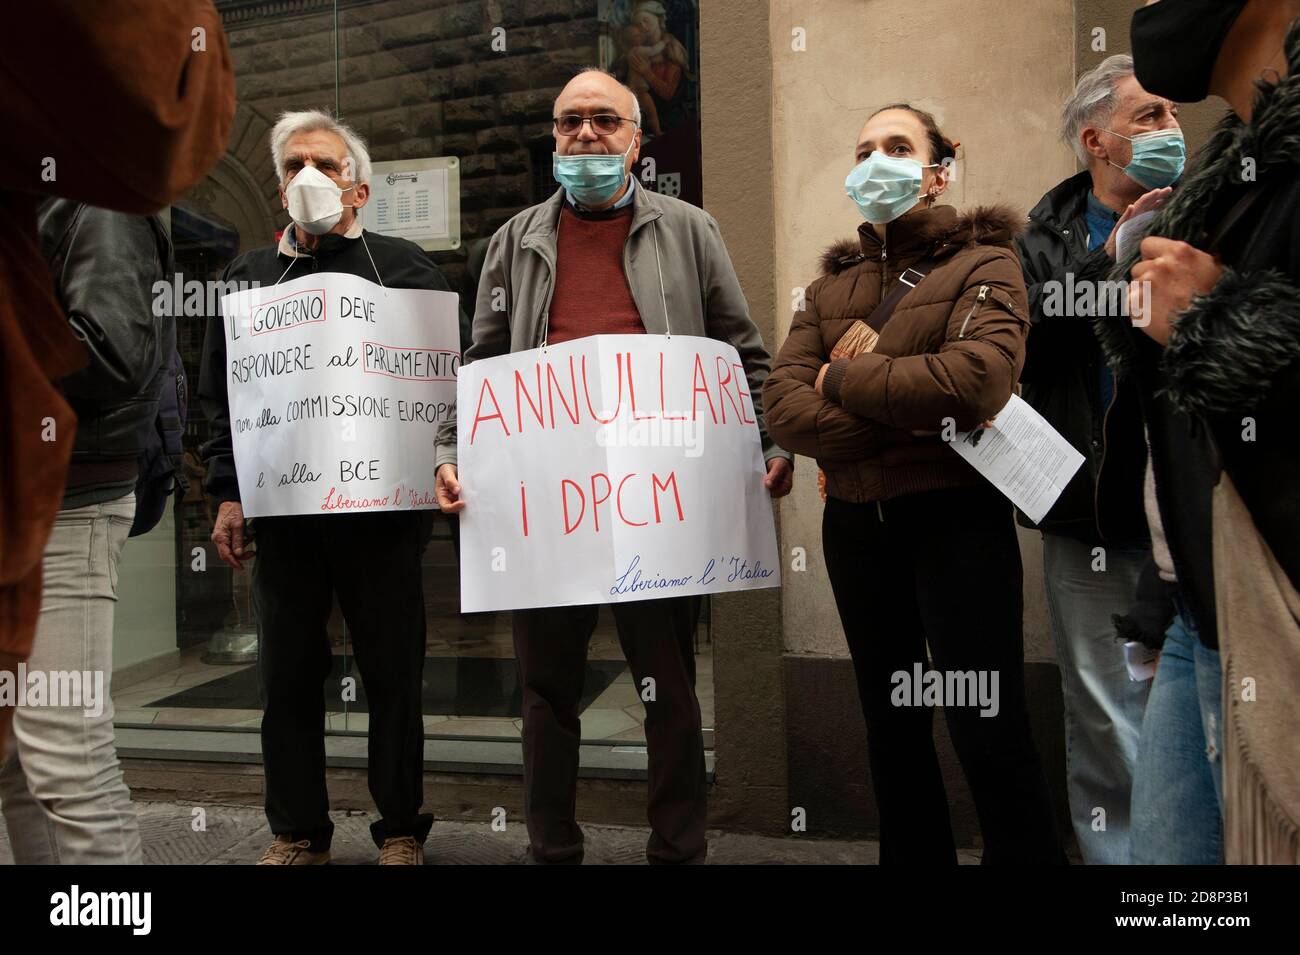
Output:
[456, 333, 780, 612]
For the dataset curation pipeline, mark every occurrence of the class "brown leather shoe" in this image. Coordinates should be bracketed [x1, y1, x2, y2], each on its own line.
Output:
[377, 836, 424, 865]
[257, 835, 330, 865]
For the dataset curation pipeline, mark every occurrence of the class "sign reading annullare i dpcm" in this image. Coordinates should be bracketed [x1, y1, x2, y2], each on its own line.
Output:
[456, 334, 781, 612]
[221, 273, 460, 517]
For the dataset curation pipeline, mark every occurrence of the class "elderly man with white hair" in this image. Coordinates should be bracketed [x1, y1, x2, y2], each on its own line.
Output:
[197, 109, 457, 865]
[1013, 55, 1183, 864]
[434, 68, 791, 865]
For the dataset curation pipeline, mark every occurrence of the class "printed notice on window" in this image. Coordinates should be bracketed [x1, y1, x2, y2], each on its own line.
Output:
[949, 394, 1084, 524]
[359, 157, 461, 251]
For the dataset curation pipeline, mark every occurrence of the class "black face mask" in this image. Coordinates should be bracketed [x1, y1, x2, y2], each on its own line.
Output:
[1130, 0, 1249, 103]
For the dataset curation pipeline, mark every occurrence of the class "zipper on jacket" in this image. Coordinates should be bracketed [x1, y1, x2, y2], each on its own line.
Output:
[1092, 372, 1118, 543]
[957, 286, 990, 339]
[540, 270, 554, 345]
[523, 234, 558, 346]
[618, 211, 670, 333]
[879, 236, 888, 296]
[542, 274, 555, 345]
[876, 500, 885, 522]
[622, 228, 647, 324]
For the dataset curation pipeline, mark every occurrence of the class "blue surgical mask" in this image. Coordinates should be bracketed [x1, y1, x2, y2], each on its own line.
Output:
[844, 153, 938, 225]
[1105, 128, 1185, 189]
[553, 137, 635, 207]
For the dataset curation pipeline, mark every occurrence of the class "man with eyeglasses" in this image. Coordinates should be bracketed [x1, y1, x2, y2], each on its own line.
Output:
[434, 67, 793, 865]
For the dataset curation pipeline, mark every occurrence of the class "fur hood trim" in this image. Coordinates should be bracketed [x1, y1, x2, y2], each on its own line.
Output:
[820, 204, 1024, 276]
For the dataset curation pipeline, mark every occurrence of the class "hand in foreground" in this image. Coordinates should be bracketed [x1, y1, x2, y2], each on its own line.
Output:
[764, 456, 794, 498]
[1128, 236, 1223, 346]
[436, 464, 466, 513]
[212, 501, 252, 570]
[1104, 186, 1172, 261]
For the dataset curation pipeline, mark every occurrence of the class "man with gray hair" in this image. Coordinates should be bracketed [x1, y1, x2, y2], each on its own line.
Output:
[197, 109, 458, 865]
[435, 68, 792, 864]
[1013, 55, 1183, 864]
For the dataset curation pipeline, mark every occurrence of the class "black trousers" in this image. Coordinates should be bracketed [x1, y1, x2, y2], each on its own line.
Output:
[822, 484, 1066, 864]
[250, 510, 433, 852]
[512, 596, 707, 864]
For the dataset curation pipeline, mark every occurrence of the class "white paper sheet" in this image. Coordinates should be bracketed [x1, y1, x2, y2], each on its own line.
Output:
[949, 394, 1085, 524]
[1115, 209, 1157, 262]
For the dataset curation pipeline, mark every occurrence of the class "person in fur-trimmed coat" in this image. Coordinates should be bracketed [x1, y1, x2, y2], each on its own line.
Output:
[1101, 0, 1300, 864]
[764, 104, 1066, 865]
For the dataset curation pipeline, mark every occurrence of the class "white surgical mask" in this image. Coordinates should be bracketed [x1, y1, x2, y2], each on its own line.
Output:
[844, 153, 940, 225]
[285, 165, 353, 235]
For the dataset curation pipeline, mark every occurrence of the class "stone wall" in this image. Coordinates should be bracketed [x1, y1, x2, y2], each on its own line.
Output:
[166, 1, 607, 647]
[218, 0, 604, 292]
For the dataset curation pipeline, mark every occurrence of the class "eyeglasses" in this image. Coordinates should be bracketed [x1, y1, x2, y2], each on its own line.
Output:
[553, 113, 638, 136]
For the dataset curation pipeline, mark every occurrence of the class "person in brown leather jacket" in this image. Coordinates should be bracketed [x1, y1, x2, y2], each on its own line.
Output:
[0, 0, 235, 754]
[764, 104, 1065, 864]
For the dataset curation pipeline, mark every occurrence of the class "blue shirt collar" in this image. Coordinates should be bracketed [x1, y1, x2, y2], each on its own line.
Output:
[1085, 190, 1120, 223]
[1083, 191, 1120, 251]
[565, 175, 636, 212]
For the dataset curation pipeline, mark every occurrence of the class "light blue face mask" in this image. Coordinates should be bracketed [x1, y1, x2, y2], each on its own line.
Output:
[844, 153, 938, 225]
[553, 137, 635, 207]
[1105, 128, 1185, 189]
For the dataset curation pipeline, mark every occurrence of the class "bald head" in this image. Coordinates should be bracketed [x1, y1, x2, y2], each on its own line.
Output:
[552, 68, 642, 161]
[556, 69, 641, 128]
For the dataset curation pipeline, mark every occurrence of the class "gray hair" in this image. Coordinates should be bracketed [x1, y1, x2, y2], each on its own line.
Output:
[561, 67, 642, 128]
[270, 109, 372, 186]
[1061, 55, 1134, 164]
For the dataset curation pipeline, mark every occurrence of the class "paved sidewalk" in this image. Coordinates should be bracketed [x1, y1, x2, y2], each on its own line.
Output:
[0, 799, 982, 864]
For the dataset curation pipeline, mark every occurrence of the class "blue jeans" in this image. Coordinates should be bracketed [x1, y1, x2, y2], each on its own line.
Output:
[1042, 534, 1150, 865]
[1130, 610, 1224, 864]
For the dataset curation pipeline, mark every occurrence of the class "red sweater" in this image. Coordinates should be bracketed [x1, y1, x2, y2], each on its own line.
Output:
[546, 204, 645, 344]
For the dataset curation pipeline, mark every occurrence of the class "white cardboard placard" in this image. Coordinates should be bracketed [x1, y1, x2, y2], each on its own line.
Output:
[456, 334, 781, 612]
[221, 272, 459, 517]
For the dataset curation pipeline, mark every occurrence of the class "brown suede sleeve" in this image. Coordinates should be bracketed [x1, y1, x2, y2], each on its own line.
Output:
[0, 0, 235, 212]
[0, 651, 22, 752]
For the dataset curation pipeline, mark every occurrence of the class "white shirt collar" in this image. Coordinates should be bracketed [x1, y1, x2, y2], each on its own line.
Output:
[278, 216, 364, 257]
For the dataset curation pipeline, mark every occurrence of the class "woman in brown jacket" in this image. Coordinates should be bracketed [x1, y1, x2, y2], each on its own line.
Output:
[764, 104, 1065, 864]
